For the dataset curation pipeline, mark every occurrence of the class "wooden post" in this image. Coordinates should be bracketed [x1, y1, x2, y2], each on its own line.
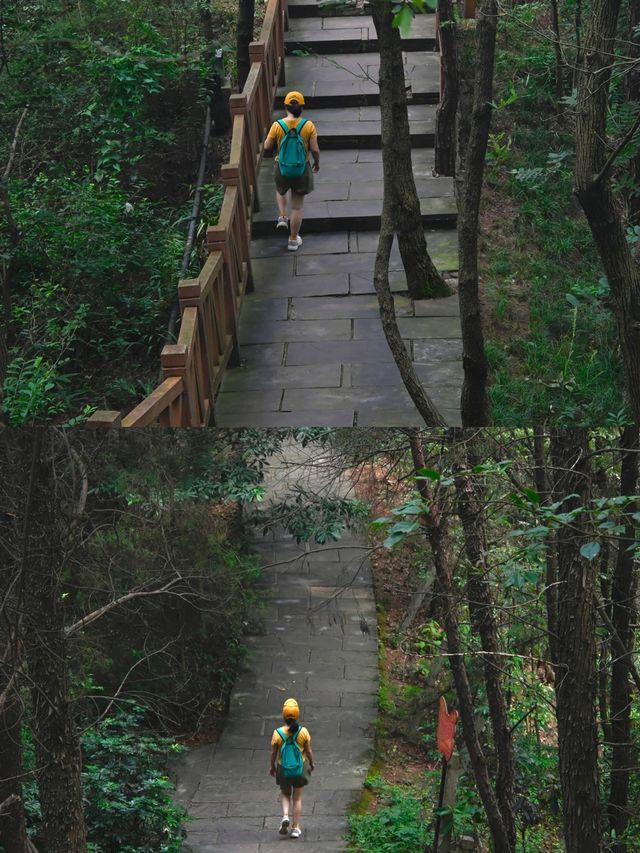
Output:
[438, 753, 462, 852]
[85, 411, 122, 429]
[463, 0, 476, 17]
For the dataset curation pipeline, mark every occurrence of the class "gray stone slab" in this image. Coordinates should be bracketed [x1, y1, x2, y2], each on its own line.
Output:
[350, 360, 463, 387]
[282, 387, 410, 411]
[252, 256, 296, 279]
[215, 390, 283, 413]
[241, 298, 289, 322]
[238, 343, 286, 367]
[216, 409, 355, 427]
[252, 274, 350, 299]
[291, 294, 410, 320]
[286, 339, 396, 364]
[221, 363, 342, 392]
[354, 316, 461, 340]
[413, 295, 460, 316]
[413, 338, 464, 362]
[252, 232, 349, 258]
[237, 318, 352, 344]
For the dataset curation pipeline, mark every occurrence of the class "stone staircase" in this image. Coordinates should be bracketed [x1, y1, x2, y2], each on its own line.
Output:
[215, 1, 462, 427]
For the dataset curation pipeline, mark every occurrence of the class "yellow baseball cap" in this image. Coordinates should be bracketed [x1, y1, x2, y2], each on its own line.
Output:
[284, 91, 305, 106]
[282, 698, 300, 719]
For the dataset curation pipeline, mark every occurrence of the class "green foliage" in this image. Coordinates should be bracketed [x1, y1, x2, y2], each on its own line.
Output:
[250, 488, 370, 544]
[0, 0, 228, 420]
[3, 174, 186, 421]
[82, 707, 186, 853]
[349, 779, 430, 853]
[23, 707, 186, 852]
[485, 5, 627, 424]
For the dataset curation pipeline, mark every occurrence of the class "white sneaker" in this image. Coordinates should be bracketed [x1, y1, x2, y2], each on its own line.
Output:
[279, 817, 290, 835]
[276, 215, 289, 230]
[290, 827, 302, 838]
[287, 235, 303, 252]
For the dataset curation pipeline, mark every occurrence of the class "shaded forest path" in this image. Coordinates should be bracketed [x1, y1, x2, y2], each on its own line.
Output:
[215, 3, 461, 427]
[175, 444, 378, 851]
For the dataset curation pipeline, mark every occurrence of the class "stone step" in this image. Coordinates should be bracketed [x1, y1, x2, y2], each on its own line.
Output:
[278, 50, 440, 107]
[287, 0, 368, 18]
[250, 229, 458, 273]
[252, 197, 456, 235]
[285, 13, 436, 52]
[253, 148, 456, 235]
[270, 103, 436, 149]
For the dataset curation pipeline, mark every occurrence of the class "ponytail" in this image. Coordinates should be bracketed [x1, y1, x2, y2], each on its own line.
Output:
[288, 105, 302, 118]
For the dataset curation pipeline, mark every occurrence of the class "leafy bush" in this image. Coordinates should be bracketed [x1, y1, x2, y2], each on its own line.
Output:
[349, 780, 430, 853]
[23, 707, 186, 852]
[82, 707, 186, 853]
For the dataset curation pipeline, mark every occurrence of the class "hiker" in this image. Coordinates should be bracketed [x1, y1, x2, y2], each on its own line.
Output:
[270, 697, 315, 839]
[262, 91, 320, 251]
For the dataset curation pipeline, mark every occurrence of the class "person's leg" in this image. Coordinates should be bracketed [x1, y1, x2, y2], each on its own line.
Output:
[289, 192, 304, 240]
[279, 785, 292, 834]
[292, 786, 304, 828]
[276, 190, 289, 218]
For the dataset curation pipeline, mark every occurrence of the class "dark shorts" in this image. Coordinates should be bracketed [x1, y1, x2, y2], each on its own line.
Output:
[276, 763, 311, 791]
[274, 162, 314, 196]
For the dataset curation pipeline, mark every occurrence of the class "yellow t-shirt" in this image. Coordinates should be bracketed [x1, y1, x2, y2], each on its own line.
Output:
[271, 725, 311, 763]
[266, 117, 317, 160]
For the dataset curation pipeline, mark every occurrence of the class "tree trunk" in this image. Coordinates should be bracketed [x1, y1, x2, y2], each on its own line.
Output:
[425, 509, 513, 852]
[608, 426, 639, 851]
[532, 428, 559, 670]
[549, 0, 563, 102]
[453, 434, 516, 848]
[373, 213, 446, 425]
[574, 0, 640, 422]
[371, 0, 450, 299]
[550, 429, 603, 853]
[626, 0, 640, 223]
[457, 0, 497, 425]
[22, 431, 87, 853]
[237, 0, 255, 90]
[407, 436, 513, 853]
[435, 0, 459, 176]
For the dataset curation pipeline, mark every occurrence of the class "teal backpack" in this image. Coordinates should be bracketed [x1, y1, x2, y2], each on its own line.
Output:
[277, 726, 305, 778]
[277, 119, 308, 178]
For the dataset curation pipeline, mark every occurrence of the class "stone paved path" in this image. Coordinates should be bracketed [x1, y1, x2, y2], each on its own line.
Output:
[175, 445, 378, 851]
[216, 1, 461, 427]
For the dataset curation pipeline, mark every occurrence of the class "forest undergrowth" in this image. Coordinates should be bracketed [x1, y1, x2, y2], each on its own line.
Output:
[480, 2, 627, 426]
[346, 444, 568, 853]
[0, 0, 242, 425]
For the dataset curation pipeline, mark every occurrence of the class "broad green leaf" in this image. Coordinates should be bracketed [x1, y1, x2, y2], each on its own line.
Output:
[580, 541, 601, 561]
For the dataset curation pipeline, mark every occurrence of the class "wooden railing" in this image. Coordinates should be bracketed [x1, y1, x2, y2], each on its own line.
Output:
[88, 0, 287, 429]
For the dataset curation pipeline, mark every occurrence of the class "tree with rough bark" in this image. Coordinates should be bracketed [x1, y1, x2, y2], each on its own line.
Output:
[550, 429, 603, 853]
[236, 0, 256, 90]
[407, 432, 515, 852]
[452, 432, 516, 848]
[370, 0, 450, 300]
[574, 0, 640, 422]
[434, 0, 458, 176]
[456, 0, 498, 425]
[607, 427, 638, 852]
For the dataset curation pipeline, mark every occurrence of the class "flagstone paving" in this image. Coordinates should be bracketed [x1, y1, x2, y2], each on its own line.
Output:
[216, 0, 462, 427]
[175, 446, 378, 852]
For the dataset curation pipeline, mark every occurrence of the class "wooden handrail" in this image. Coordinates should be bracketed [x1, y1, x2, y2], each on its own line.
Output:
[88, 0, 286, 429]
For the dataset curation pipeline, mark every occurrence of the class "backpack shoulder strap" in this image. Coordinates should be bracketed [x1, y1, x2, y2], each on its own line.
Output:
[276, 727, 286, 742]
[296, 119, 308, 134]
[277, 119, 289, 134]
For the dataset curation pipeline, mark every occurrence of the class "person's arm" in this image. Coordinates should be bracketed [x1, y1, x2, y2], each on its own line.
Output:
[304, 737, 315, 771]
[263, 123, 279, 157]
[270, 743, 279, 776]
[309, 135, 320, 173]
